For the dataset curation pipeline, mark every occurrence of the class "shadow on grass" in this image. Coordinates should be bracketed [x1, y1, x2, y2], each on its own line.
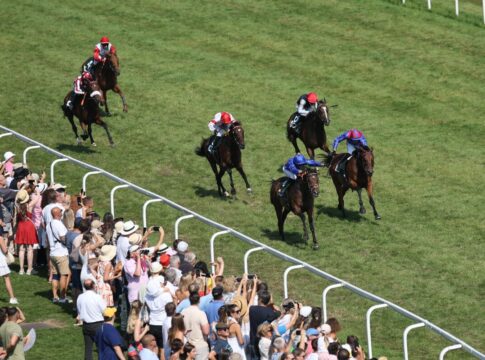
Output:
[316, 205, 367, 222]
[34, 289, 75, 317]
[56, 143, 97, 154]
[193, 185, 222, 199]
[261, 228, 308, 248]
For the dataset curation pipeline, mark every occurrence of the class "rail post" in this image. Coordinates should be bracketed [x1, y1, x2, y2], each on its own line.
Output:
[50, 158, 68, 184]
[82, 170, 103, 194]
[243, 247, 264, 274]
[283, 265, 304, 299]
[440, 344, 462, 359]
[174, 214, 195, 239]
[110, 184, 130, 217]
[0, 133, 13, 139]
[366, 304, 388, 358]
[403, 322, 425, 360]
[210, 230, 230, 274]
[322, 283, 344, 323]
[22, 145, 40, 166]
[142, 199, 164, 233]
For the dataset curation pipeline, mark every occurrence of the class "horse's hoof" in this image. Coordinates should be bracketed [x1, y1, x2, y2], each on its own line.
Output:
[91, 142, 97, 147]
[105, 112, 112, 117]
[247, 188, 252, 194]
[359, 208, 366, 215]
[312, 243, 320, 250]
[81, 135, 88, 140]
[76, 138, 81, 145]
[223, 191, 230, 198]
[375, 214, 382, 220]
[231, 188, 236, 195]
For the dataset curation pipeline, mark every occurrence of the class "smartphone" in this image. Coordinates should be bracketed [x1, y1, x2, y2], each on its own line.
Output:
[295, 330, 301, 335]
[152, 226, 160, 232]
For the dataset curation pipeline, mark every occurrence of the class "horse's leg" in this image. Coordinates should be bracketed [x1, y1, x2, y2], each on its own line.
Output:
[307, 208, 318, 250]
[113, 84, 128, 112]
[366, 181, 381, 220]
[87, 123, 96, 146]
[79, 122, 89, 140]
[66, 114, 81, 144]
[357, 188, 366, 214]
[337, 185, 347, 217]
[227, 169, 236, 195]
[236, 165, 252, 193]
[306, 147, 315, 160]
[102, 90, 111, 116]
[217, 167, 229, 197]
[96, 117, 114, 146]
[287, 127, 301, 154]
[208, 160, 222, 195]
[278, 208, 290, 241]
[299, 213, 309, 244]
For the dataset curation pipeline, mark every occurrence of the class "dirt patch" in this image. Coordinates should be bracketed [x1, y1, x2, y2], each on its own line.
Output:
[20, 319, 65, 330]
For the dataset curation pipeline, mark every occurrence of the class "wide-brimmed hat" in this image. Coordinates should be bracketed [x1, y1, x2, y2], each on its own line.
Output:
[114, 221, 124, 233]
[232, 295, 249, 318]
[99, 245, 117, 262]
[3, 151, 15, 162]
[121, 220, 139, 235]
[157, 243, 169, 253]
[36, 183, 48, 194]
[16, 189, 30, 204]
[52, 183, 67, 191]
[300, 306, 312, 318]
[145, 278, 163, 297]
[91, 220, 104, 229]
[128, 244, 140, 253]
[128, 233, 143, 245]
[150, 262, 163, 274]
[177, 241, 188, 253]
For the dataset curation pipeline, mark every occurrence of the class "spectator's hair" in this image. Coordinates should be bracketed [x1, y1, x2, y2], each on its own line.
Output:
[293, 348, 305, 357]
[280, 354, 291, 360]
[6, 307, 18, 318]
[172, 238, 181, 251]
[82, 196, 93, 206]
[226, 304, 238, 316]
[184, 251, 196, 264]
[178, 274, 194, 292]
[84, 279, 95, 291]
[271, 336, 286, 351]
[78, 218, 91, 233]
[168, 314, 186, 345]
[41, 189, 57, 208]
[189, 291, 200, 305]
[170, 338, 184, 353]
[127, 300, 143, 334]
[258, 290, 271, 305]
[228, 354, 243, 360]
[141, 333, 155, 348]
[188, 283, 199, 295]
[216, 349, 231, 360]
[164, 268, 177, 283]
[182, 343, 195, 356]
[194, 261, 210, 276]
[257, 322, 272, 337]
[222, 276, 237, 293]
[81, 233, 93, 248]
[326, 317, 341, 333]
[347, 335, 360, 357]
[170, 254, 181, 267]
[218, 305, 228, 324]
[165, 302, 176, 317]
[337, 348, 350, 360]
[328, 342, 340, 355]
[215, 275, 224, 286]
[311, 338, 319, 352]
[0, 307, 7, 326]
[256, 281, 268, 292]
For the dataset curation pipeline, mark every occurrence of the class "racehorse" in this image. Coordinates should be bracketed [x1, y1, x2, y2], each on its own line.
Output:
[328, 146, 381, 220]
[61, 80, 114, 146]
[270, 168, 320, 250]
[287, 99, 332, 159]
[195, 121, 252, 197]
[81, 52, 127, 115]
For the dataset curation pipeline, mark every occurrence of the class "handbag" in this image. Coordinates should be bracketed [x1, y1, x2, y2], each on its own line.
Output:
[6, 250, 15, 265]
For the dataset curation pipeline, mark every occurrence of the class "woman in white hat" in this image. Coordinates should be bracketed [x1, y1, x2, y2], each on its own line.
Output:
[14, 189, 39, 275]
[3, 151, 15, 176]
[96, 245, 119, 306]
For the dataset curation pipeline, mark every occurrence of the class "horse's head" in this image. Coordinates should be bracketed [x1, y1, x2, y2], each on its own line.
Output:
[357, 146, 374, 177]
[316, 99, 331, 126]
[87, 81, 105, 106]
[304, 168, 320, 198]
[231, 121, 245, 150]
[105, 52, 120, 76]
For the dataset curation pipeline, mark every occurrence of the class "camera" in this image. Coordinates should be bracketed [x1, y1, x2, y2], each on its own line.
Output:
[152, 226, 160, 232]
[140, 249, 151, 255]
[295, 330, 301, 336]
[236, 274, 256, 282]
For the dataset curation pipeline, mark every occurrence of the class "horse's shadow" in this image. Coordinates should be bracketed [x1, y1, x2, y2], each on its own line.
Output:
[316, 205, 367, 222]
[261, 228, 308, 248]
[56, 143, 97, 154]
[193, 185, 223, 199]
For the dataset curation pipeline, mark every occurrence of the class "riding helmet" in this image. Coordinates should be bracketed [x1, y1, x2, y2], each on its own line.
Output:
[307, 92, 318, 104]
[221, 112, 231, 124]
[100, 36, 110, 44]
[294, 154, 307, 166]
[82, 72, 93, 81]
[348, 129, 363, 139]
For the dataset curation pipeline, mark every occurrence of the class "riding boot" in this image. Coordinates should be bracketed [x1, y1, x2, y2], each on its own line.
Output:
[209, 136, 222, 155]
[278, 178, 291, 198]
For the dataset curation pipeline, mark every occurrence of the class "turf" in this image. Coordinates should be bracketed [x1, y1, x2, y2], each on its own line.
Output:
[0, 0, 484, 359]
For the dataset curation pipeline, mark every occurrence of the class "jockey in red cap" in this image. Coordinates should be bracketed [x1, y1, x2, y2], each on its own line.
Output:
[207, 112, 236, 154]
[82, 36, 117, 75]
[332, 129, 368, 154]
[66, 72, 93, 110]
[290, 92, 319, 131]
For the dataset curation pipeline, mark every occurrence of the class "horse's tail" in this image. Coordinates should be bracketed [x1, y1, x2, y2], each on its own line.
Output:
[195, 138, 207, 157]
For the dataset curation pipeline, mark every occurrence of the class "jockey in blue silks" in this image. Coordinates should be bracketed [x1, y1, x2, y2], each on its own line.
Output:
[332, 129, 368, 154]
[279, 154, 322, 196]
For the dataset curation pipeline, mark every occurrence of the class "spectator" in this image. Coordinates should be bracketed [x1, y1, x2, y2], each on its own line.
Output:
[116, 220, 139, 264]
[222, 276, 237, 304]
[337, 348, 350, 360]
[77, 279, 107, 360]
[126, 300, 149, 359]
[249, 290, 280, 358]
[124, 245, 149, 304]
[76, 196, 94, 220]
[2, 152, 15, 177]
[46, 207, 71, 303]
[320, 342, 339, 360]
[97, 244, 119, 306]
[181, 343, 197, 360]
[169, 255, 182, 284]
[14, 189, 39, 275]
[257, 322, 273, 360]
[176, 277, 196, 313]
[168, 313, 187, 349]
[292, 348, 306, 360]
[139, 333, 159, 360]
[0, 307, 28, 360]
[0, 234, 17, 304]
[94, 307, 126, 360]
[181, 291, 210, 360]
[305, 328, 320, 356]
[226, 304, 246, 359]
[163, 302, 176, 360]
[169, 338, 184, 360]
[269, 336, 285, 360]
[205, 286, 225, 332]
[211, 322, 233, 356]
[79, 233, 104, 291]
[101, 212, 115, 244]
[180, 251, 196, 275]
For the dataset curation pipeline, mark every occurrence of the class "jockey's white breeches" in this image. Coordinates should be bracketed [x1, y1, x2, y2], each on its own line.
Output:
[283, 167, 297, 180]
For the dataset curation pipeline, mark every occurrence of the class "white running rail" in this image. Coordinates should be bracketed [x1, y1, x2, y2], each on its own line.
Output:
[1, 125, 483, 360]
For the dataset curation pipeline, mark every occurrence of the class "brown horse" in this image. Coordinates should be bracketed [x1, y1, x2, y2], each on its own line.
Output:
[328, 146, 381, 220]
[270, 169, 320, 250]
[287, 99, 332, 159]
[61, 81, 114, 146]
[195, 121, 252, 197]
[82, 52, 127, 115]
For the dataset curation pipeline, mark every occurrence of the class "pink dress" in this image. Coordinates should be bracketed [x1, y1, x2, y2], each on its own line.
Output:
[14, 212, 39, 245]
[97, 260, 114, 306]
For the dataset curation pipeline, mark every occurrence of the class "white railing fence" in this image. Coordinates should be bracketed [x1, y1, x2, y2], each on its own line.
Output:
[1, 125, 483, 360]
[401, 0, 485, 24]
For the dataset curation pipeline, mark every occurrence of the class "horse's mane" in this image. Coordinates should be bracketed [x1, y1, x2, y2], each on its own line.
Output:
[232, 120, 242, 127]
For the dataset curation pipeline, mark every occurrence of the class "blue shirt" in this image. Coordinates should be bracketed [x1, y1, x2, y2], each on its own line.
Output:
[333, 130, 368, 151]
[199, 293, 214, 313]
[205, 299, 225, 327]
[283, 156, 322, 176]
[139, 348, 159, 360]
[176, 298, 190, 313]
[95, 323, 124, 360]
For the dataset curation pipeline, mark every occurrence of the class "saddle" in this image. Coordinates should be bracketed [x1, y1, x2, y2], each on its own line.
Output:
[334, 153, 353, 182]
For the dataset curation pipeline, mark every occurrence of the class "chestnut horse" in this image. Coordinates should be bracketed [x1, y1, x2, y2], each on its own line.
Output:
[328, 147, 381, 220]
[61, 81, 114, 146]
[81, 52, 127, 115]
[270, 169, 320, 250]
[195, 121, 252, 197]
[287, 99, 333, 159]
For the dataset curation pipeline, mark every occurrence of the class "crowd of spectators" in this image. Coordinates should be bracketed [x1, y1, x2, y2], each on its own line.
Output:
[0, 150, 388, 360]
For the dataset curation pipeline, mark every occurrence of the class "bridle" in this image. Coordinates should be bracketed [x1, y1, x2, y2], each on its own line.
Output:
[301, 170, 320, 198]
[231, 125, 245, 149]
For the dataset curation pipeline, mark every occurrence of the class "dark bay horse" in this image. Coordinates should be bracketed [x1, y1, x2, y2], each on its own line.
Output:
[82, 52, 127, 115]
[328, 147, 381, 220]
[287, 99, 332, 159]
[270, 169, 320, 250]
[195, 121, 252, 197]
[61, 81, 114, 146]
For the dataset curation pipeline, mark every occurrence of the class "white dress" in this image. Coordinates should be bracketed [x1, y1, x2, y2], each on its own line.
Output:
[80, 250, 96, 291]
[0, 250, 11, 277]
[227, 317, 246, 359]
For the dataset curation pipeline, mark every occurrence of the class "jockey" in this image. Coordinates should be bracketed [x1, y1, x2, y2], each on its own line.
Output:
[83, 36, 117, 75]
[207, 112, 236, 154]
[289, 92, 319, 130]
[279, 154, 321, 196]
[66, 71, 93, 110]
[332, 129, 368, 154]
